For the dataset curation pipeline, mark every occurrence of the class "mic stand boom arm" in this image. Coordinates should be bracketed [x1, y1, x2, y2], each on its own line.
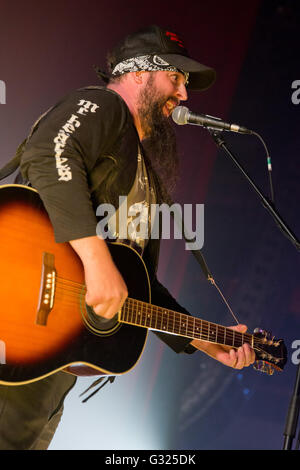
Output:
[208, 129, 300, 450]
[209, 130, 300, 252]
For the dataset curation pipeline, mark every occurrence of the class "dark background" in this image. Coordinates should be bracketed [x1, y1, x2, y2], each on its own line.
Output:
[0, 0, 299, 450]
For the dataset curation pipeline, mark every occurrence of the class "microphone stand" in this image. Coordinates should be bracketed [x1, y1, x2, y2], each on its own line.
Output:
[208, 129, 300, 450]
[208, 130, 299, 252]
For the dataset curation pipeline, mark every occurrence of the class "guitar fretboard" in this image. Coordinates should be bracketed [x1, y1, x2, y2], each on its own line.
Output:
[120, 297, 254, 349]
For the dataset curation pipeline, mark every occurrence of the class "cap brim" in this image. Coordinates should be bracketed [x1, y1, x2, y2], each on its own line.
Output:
[159, 54, 216, 91]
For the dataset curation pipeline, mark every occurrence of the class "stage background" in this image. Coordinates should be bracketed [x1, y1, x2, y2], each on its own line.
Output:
[0, 0, 299, 450]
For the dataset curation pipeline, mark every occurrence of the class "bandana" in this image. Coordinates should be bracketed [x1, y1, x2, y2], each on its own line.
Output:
[111, 54, 189, 84]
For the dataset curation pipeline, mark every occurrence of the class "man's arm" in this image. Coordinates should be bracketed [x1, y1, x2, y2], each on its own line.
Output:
[150, 275, 255, 368]
[69, 235, 128, 320]
[71, 237, 255, 369]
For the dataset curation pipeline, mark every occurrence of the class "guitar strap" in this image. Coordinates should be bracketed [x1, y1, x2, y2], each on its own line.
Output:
[166, 197, 240, 325]
[79, 376, 116, 403]
[168, 199, 213, 281]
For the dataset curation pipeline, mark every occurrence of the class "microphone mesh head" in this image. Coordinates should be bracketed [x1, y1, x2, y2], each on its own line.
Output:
[172, 106, 189, 125]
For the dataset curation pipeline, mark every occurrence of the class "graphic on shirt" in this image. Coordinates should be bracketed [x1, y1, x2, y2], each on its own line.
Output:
[53, 99, 100, 182]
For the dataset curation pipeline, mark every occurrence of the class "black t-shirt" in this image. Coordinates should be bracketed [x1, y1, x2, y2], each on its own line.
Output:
[20, 86, 196, 355]
[21, 87, 137, 243]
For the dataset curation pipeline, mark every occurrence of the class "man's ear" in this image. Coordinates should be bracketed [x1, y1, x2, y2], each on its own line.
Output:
[132, 71, 145, 85]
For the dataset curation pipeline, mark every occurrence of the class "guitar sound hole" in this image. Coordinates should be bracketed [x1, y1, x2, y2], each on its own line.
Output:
[85, 305, 119, 332]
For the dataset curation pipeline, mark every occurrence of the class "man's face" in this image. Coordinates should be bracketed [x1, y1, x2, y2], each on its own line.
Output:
[155, 70, 188, 117]
[142, 70, 188, 118]
[137, 70, 188, 137]
[136, 71, 188, 197]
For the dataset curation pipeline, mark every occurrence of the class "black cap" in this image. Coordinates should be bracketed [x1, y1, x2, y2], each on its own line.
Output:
[97, 25, 216, 91]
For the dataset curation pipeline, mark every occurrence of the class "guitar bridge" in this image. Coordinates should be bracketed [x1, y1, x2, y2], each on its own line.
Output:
[36, 252, 56, 326]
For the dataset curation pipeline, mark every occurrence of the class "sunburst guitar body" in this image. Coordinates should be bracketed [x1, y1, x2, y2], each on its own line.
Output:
[0, 185, 287, 385]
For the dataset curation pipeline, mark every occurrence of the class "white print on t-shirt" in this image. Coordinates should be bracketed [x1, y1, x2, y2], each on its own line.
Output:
[53, 99, 100, 181]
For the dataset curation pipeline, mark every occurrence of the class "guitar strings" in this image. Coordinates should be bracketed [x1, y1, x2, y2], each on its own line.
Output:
[54, 278, 264, 348]
[55, 284, 253, 346]
[54, 281, 270, 353]
[53, 280, 268, 348]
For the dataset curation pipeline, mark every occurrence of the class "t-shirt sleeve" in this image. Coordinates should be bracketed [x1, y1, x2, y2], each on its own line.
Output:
[20, 88, 127, 243]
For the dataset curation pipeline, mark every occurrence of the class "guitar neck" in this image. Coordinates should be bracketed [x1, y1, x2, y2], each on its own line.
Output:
[120, 297, 254, 349]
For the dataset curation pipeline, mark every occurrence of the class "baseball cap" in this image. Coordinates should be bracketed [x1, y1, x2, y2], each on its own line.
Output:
[95, 25, 216, 91]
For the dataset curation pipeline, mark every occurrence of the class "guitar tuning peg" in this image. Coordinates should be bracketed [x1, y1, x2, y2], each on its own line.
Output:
[254, 327, 265, 334]
[253, 360, 274, 376]
[254, 327, 272, 339]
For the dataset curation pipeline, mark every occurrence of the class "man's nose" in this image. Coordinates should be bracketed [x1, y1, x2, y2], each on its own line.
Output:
[176, 83, 188, 101]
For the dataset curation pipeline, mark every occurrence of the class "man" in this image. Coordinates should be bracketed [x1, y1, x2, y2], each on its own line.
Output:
[0, 25, 255, 450]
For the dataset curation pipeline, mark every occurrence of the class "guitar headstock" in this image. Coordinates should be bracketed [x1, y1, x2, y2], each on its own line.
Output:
[252, 328, 287, 375]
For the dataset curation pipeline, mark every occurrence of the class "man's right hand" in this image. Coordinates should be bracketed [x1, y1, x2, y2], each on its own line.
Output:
[70, 236, 128, 320]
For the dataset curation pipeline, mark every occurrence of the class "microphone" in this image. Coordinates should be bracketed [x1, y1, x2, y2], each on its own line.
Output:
[172, 106, 252, 135]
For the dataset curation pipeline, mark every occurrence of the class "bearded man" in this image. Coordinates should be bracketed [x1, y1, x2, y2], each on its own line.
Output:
[0, 25, 255, 450]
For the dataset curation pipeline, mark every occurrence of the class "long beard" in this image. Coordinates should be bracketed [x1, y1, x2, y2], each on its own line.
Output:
[137, 75, 179, 202]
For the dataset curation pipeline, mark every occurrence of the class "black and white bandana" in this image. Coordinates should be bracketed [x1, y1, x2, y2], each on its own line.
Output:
[111, 54, 189, 84]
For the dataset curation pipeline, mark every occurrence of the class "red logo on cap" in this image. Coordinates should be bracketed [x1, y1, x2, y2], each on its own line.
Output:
[166, 31, 185, 48]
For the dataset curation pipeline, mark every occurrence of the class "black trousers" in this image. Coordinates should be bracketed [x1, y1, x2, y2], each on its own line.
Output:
[0, 371, 77, 450]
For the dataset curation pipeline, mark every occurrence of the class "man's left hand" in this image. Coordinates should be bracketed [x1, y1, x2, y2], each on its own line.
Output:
[191, 324, 256, 369]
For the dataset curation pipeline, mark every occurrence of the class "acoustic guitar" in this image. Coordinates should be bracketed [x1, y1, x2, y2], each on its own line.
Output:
[0, 185, 287, 385]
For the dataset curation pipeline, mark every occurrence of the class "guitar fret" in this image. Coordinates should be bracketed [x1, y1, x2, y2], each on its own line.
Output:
[128, 299, 132, 324]
[147, 305, 153, 328]
[202, 320, 208, 340]
[123, 301, 128, 322]
[170, 310, 174, 333]
[114, 297, 285, 374]
[231, 330, 235, 347]
[145, 303, 149, 328]
[161, 310, 167, 331]
[194, 319, 201, 340]
[132, 299, 136, 325]
[216, 326, 225, 344]
[179, 314, 184, 335]
[227, 328, 234, 347]
[125, 301, 242, 350]
[136, 300, 141, 325]
[179, 313, 185, 335]
[123, 300, 246, 350]
[141, 302, 147, 327]
[209, 324, 216, 342]
[153, 305, 157, 330]
[187, 316, 192, 338]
